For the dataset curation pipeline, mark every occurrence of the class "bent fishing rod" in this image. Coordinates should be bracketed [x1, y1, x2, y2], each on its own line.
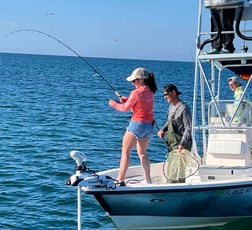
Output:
[6, 29, 168, 144]
[5, 29, 122, 98]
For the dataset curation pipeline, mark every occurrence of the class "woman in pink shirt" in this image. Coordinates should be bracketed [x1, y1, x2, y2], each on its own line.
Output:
[109, 67, 157, 185]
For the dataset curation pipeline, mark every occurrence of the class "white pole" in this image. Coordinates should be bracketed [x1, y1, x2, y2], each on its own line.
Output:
[77, 186, 82, 230]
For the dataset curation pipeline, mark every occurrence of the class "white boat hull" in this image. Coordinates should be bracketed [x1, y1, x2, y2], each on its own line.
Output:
[111, 216, 245, 230]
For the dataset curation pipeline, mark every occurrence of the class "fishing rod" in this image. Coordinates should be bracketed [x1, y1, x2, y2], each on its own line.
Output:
[6, 29, 176, 150]
[5, 29, 122, 98]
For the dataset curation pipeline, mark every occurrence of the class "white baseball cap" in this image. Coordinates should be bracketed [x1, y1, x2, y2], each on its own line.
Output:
[126, 67, 149, 82]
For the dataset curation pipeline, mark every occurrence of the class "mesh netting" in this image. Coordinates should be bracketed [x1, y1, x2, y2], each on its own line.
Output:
[164, 149, 199, 183]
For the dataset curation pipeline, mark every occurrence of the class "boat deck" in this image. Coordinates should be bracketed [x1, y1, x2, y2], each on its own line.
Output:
[96, 162, 252, 187]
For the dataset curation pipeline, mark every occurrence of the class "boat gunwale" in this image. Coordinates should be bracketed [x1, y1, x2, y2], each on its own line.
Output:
[82, 176, 252, 195]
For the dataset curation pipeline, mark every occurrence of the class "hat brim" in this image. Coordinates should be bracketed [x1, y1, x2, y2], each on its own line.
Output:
[126, 75, 137, 82]
[228, 76, 240, 83]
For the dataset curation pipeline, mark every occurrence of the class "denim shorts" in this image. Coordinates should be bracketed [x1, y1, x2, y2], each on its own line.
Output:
[127, 121, 154, 139]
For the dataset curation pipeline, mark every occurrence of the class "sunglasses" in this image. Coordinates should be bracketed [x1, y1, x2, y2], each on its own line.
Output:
[163, 91, 170, 97]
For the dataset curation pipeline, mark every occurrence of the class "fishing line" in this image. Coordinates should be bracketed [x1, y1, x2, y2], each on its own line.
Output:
[6, 29, 186, 155]
[5, 29, 122, 98]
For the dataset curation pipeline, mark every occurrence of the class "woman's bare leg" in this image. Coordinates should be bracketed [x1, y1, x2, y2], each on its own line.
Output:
[117, 131, 137, 182]
[136, 137, 152, 183]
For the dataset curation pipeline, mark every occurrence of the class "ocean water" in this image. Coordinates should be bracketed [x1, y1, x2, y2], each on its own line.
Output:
[0, 53, 251, 230]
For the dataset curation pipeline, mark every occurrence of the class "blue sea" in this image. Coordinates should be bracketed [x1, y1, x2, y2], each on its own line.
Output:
[1, 53, 252, 230]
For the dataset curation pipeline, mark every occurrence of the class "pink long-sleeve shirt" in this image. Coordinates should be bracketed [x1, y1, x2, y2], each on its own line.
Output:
[111, 85, 154, 123]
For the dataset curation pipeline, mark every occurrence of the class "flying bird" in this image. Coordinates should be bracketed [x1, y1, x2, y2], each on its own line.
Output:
[46, 12, 55, 16]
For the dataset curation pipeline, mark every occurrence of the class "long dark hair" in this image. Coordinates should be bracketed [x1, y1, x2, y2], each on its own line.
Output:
[145, 72, 158, 93]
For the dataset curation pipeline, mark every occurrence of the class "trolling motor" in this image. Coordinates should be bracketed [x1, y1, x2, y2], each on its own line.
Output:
[66, 150, 117, 189]
[70, 150, 87, 174]
[65, 151, 117, 230]
[66, 150, 91, 186]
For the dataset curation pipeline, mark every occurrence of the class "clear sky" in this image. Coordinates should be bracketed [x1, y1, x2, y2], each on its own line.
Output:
[1, 0, 200, 62]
